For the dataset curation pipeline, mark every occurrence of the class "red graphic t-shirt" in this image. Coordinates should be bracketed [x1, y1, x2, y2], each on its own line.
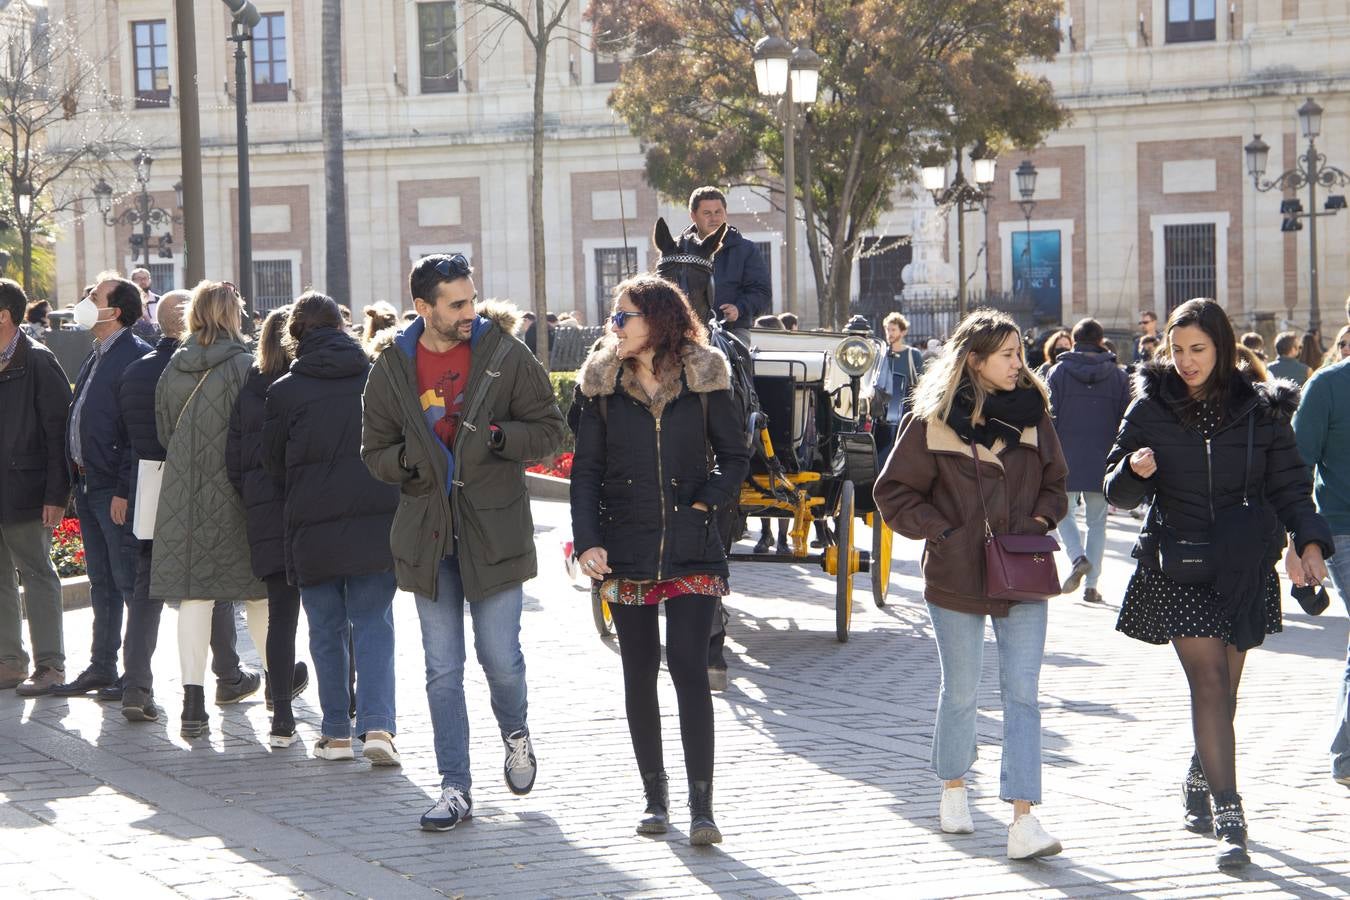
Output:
[416, 341, 472, 450]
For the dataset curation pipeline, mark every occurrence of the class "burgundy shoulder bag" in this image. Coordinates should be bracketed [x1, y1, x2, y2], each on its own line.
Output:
[970, 441, 1062, 601]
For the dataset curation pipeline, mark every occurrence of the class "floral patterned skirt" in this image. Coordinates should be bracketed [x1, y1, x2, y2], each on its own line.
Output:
[595, 574, 730, 607]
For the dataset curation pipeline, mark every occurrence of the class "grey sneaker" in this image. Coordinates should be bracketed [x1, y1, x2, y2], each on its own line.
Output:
[215, 668, 262, 705]
[421, 786, 472, 832]
[1061, 556, 1092, 594]
[504, 728, 537, 795]
[16, 664, 64, 697]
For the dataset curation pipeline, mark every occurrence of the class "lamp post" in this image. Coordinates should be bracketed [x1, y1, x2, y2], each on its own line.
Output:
[922, 145, 998, 317]
[754, 36, 819, 321]
[1245, 98, 1350, 336]
[222, 0, 260, 315]
[1014, 159, 1038, 310]
[92, 150, 183, 270]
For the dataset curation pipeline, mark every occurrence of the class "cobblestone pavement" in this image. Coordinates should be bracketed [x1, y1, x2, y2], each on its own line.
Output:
[3, 499, 1349, 899]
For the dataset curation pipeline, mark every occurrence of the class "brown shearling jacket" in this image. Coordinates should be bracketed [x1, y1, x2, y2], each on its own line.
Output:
[874, 412, 1068, 616]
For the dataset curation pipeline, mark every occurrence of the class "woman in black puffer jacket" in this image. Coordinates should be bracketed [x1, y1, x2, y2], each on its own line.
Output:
[1104, 299, 1332, 870]
[570, 275, 749, 846]
[227, 304, 308, 746]
[263, 292, 400, 766]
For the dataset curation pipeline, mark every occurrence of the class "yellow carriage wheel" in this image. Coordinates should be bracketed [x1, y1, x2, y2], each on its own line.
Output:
[870, 514, 893, 608]
[834, 481, 856, 643]
[592, 592, 614, 639]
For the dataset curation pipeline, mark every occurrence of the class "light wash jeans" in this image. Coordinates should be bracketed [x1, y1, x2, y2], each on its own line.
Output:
[415, 557, 528, 791]
[1057, 491, 1109, 591]
[927, 600, 1048, 803]
[1328, 534, 1350, 782]
[300, 572, 397, 739]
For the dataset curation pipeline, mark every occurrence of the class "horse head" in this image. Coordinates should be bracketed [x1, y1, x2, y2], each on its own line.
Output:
[654, 217, 727, 325]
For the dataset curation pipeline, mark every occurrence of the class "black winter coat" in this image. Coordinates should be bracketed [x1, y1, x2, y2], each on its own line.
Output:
[1104, 362, 1333, 566]
[114, 336, 177, 542]
[570, 337, 750, 581]
[228, 368, 287, 579]
[0, 333, 72, 524]
[1047, 344, 1131, 493]
[263, 327, 397, 586]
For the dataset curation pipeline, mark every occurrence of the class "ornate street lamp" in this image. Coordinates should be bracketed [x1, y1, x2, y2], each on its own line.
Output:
[1014, 160, 1038, 312]
[924, 144, 999, 316]
[94, 150, 182, 267]
[753, 36, 819, 321]
[1247, 97, 1349, 334]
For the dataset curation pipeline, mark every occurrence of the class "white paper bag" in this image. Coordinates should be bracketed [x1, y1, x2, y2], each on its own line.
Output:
[132, 459, 164, 541]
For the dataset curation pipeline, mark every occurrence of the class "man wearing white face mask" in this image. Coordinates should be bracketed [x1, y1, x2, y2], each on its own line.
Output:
[51, 274, 152, 699]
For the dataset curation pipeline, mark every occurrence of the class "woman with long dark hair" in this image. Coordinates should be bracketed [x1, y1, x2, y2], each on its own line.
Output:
[1105, 298, 1332, 870]
[227, 305, 309, 747]
[570, 275, 749, 844]
[874, 309, 1069, 860]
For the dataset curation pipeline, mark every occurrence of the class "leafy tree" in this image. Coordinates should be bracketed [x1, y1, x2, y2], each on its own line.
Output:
[587, 0, 1066, 328]
[1, 8, 134, 296]
[461, 0, 577, 368]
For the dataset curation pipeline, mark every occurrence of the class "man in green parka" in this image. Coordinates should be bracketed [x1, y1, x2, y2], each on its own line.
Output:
[361, 253, 563, 833]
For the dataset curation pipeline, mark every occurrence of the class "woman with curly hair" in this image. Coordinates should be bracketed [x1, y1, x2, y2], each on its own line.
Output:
[570, 274, 749, 844]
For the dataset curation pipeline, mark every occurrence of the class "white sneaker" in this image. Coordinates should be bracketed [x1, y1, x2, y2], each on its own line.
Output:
[362, 730, 401, 767]
[503, 728, 537, 795]
[1007, 813, 1062, 859]
[313, 737, 354, 761]
[939, 785, 974, 834]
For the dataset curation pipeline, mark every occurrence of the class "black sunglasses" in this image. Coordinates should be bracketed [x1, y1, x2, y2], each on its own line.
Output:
[611, 310, 645, 328]
[428, 253, 471, 279]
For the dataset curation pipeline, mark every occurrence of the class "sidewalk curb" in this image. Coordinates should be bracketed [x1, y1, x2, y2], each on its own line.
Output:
[20, 576, 90, 613]
[525, 471, 570, 501]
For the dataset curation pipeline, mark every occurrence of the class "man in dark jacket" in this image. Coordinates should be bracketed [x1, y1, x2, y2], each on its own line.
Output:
[115, 291, 253, 721]
[677, 186, 771, 340]
[1047, 318, 1131, 604]
[53, 274, 152, 698]
[0, 279, 72, 695]
[363, 253, 563, 833]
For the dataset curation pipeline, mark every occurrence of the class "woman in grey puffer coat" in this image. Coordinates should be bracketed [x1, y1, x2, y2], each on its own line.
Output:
[152, 281, 268, 739]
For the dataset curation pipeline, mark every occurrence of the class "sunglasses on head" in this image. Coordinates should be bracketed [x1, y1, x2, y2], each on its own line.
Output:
[429, 254, 471, 279]
[611, 310, 645, 328]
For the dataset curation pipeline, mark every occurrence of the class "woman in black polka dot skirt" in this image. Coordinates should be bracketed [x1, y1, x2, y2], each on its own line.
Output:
[1104, 299, 1333, 871]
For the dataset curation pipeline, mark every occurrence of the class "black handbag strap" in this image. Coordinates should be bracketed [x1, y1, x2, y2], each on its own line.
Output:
[969, 441, 994, 538]
[1240, 413, 1254, 506]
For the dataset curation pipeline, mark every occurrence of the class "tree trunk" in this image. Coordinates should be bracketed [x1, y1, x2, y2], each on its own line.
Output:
[826, 249, 854, 331]
[322, 0, 349, 304]
[529, 0, 550, 369]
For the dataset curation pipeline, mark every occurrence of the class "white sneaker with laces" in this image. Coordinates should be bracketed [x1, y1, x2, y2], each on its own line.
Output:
[421, 786, 473, 832]
[504, 728, 537, 795]
[939, 785, 974, 834]
[1007, 813, 1063, 859]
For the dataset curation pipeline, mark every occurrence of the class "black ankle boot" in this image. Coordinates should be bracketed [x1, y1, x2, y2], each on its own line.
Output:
[1182, 753, 1213, 834]
[1212, 789, 1250, 870]
[181, 685, 208, 739]
[637, 772, 669, 835]
[688, 780, 722, 846]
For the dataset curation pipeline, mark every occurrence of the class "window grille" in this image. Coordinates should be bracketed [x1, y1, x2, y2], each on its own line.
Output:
[1163, 223, 1217, 312]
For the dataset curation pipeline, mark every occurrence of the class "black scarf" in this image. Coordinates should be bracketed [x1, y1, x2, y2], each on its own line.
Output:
[946, 379, 1045, 449]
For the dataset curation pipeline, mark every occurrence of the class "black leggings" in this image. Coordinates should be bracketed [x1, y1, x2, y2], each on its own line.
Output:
[1173, 636, 1247, 795]
[609, 595, 716, 783]
[264, 574, 302, 729]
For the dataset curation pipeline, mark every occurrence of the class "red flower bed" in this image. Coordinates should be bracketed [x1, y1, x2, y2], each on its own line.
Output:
[527, 452, 573, 479]
[51, 517, 87, 577]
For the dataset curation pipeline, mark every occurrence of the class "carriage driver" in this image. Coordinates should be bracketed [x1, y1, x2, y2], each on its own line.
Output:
[677, 186, 772, 344]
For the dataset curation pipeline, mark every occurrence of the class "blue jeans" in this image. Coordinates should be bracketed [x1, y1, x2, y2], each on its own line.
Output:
[1057, 491, 1109, 590]
[1328, 534, 1350, 781]
[415, 557, 528, 791]
[75, 479, 135, 676]
[927, 600, 1048, 803]
[300, 572, 397, 739]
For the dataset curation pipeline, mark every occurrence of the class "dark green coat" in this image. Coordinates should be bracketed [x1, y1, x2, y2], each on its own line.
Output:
[361, 302, 564, 601]
[151, 336, 260, 601]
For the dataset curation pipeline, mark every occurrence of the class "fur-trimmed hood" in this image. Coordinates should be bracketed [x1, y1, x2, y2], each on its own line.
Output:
[389, 298, 524, 361]
[577, 334, 731, 419]
[1132, 359, 1301, 419]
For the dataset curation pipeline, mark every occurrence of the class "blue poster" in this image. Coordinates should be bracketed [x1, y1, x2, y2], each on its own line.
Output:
[1012, 230, 1062, 324]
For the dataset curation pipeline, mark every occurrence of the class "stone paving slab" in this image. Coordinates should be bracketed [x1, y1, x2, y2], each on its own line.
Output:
[1, 499, 1348, 898]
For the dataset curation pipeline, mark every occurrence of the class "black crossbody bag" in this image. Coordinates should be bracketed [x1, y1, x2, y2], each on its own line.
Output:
[1157, 416, 1254, 584]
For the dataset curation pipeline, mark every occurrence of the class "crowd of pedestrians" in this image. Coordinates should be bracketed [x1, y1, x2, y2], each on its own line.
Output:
[2, 252, 1349, 868]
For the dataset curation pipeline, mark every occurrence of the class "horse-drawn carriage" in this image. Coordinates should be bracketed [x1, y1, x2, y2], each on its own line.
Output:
[583, 218, 898, 643]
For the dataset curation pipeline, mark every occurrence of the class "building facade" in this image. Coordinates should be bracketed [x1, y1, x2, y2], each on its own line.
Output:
[44, 1, 1350, 339]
